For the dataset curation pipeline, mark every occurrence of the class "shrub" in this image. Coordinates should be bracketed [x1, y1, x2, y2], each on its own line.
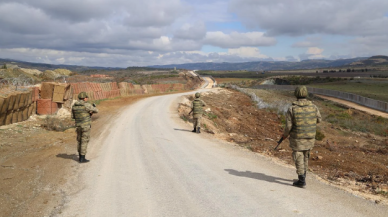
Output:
[42, 116, 74, 132]
[315, 129, 325, 141]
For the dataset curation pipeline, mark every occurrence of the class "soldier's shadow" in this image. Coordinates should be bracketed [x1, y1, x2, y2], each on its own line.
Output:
[56, 153, 79, 162]
[225, 169, 292, 186]
[173, 128, 193, 132]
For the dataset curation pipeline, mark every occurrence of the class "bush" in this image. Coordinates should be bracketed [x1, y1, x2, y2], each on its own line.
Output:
[315, 129, 325, 141]
[42, 116, 74, 132]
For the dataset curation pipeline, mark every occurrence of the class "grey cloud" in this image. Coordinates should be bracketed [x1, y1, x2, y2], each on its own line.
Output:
[349, 35, 388, 56]
[230, 0, 388, 36]
[0, 0, 195, 53]
[285, 56, 298, 62]
[124, 1, 187, 27]
[204, 31, 276, 48]
[174, 22, 206, 40]
[0, 47, 276, 67]
[0, 0, 111, 22]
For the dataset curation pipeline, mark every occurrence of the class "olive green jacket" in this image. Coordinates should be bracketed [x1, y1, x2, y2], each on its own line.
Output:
[72, 100, 99, 127]
[283, 99, 321, 151]
[191, 98, 206, 118]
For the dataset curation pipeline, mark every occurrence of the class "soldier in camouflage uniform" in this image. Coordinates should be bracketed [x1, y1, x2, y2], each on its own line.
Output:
[282, 86, 321, 187]
[189, 92, 206, 133]
[72, 92, 99, 163]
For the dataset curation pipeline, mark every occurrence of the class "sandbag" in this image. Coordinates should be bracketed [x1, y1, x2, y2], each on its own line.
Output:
[37, 99, 58, 115]
[27, 90, 33, 105]
[13, 94, 21, 110]
[7, 94, 16, 111]
[22, 106, 29, 121]
[17, 109, 23, 122]
[32, 87, 39, 102]
[0, 112, 6, 126]
[11, 110, 19, 124]
[0, 96, 9, 114]
[28, 104, 33, 117]
[32, 102, 36, 115]
[63, 85, 71, 100]
[41, 82, 55, 99]
[18, 92, 27, 109]
[5, 111, 13, 125]
[53, 84, 69, 103]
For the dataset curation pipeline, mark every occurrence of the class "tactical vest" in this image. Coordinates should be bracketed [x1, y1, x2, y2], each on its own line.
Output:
[193, 99, 203, 114]
[72, 103, 91, 126]
[290, 105, 317, 139]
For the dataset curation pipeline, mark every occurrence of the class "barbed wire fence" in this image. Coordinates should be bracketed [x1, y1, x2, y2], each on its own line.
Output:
[0, 75, 35, 91]
[228, 84, 290, 115]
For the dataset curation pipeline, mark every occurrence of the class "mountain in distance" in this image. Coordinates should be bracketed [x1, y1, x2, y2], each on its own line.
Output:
[1, 55, 387, 72]
[0, 58, 123, 72]
[349, 55, 388, 66]
[149, 57, 372, 71]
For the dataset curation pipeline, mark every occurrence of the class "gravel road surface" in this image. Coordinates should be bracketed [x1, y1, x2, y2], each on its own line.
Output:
[61, 89, 388, 217]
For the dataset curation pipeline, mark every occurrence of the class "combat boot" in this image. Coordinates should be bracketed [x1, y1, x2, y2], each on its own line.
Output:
[79, 155, 90, 163]
[293, 175, 306, 188]
[197, 127, 201, 134]
[192, 127, 196, 132]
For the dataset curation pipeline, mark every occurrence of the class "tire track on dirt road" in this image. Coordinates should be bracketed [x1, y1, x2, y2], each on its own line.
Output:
[60, 89, 388, 217]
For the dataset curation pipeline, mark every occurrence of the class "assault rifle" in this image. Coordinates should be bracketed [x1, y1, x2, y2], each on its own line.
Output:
[90, 103, 97, 117]
[188, 109, 193, 115]
[274, 137, 284, 151]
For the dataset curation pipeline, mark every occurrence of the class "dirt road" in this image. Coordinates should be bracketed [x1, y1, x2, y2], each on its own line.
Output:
[202, 77, 214, 88]
[60, 90, 388, 216]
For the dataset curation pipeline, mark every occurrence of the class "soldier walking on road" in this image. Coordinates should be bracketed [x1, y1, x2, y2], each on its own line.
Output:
[72, 92, 99, 163]
[189, 92, 206, 133]
[281, 86, 321, 187]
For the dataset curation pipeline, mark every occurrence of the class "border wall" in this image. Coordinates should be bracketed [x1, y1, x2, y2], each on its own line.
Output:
[0, 81, 188, 126]
[253, 85, 388, 113]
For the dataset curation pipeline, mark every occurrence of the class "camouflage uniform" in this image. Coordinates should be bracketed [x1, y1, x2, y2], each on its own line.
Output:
[191, 96, 206, 132]
[283, 99, 321, 176]
[72, 100, 98, 156]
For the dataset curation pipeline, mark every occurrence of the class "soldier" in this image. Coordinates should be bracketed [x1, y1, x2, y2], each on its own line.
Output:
[72, 92, 99, 163]
[189, 92, 206, 133]
[282, 86, 321, 187]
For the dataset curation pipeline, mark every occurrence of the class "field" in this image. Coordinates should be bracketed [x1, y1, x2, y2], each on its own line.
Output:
[215, 78, 255, 84]
[309, 79, 388, 102]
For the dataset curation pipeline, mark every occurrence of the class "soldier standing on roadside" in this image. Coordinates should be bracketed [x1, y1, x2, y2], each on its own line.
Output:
[72, 92, 99, 163]
[282, 86, 321, 187]
[189, 92, 206, 133]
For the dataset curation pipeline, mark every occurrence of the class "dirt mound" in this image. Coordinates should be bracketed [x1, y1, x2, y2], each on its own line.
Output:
[19, 68, 42, 76]
[0, 68, 40, 82]
[54, 69, 72, 76]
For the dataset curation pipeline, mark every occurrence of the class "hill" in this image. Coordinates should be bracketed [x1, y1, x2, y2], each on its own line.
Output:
[349, 55, 388, 66]
[149, 57, 367, 71]
[0, 58, 122, 72]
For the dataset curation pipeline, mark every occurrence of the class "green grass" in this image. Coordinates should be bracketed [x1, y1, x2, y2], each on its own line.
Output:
[315, 128, 325, 141]
[205, 112, 217, 120]
[180, 115, 188, 122]
[309, 80, 388, 102]
[325, 111, 388, 136]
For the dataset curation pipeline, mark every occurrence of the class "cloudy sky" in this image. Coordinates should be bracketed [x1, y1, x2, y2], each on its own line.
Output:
[0, 0, 387, 67]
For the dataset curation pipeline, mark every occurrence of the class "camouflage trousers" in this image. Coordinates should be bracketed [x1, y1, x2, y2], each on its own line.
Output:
[193, 117, 202, 129]
[76, 125, 91, 155]
[292, 150, 310, 175]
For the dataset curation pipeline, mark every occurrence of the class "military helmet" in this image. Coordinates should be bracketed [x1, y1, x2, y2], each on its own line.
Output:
[78, 92, 89, 99]
[195, 92, 200, 98]
[294, 86, 308, 98]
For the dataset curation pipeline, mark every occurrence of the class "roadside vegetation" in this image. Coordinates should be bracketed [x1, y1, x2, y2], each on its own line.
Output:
[309, 79, 388, 102]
